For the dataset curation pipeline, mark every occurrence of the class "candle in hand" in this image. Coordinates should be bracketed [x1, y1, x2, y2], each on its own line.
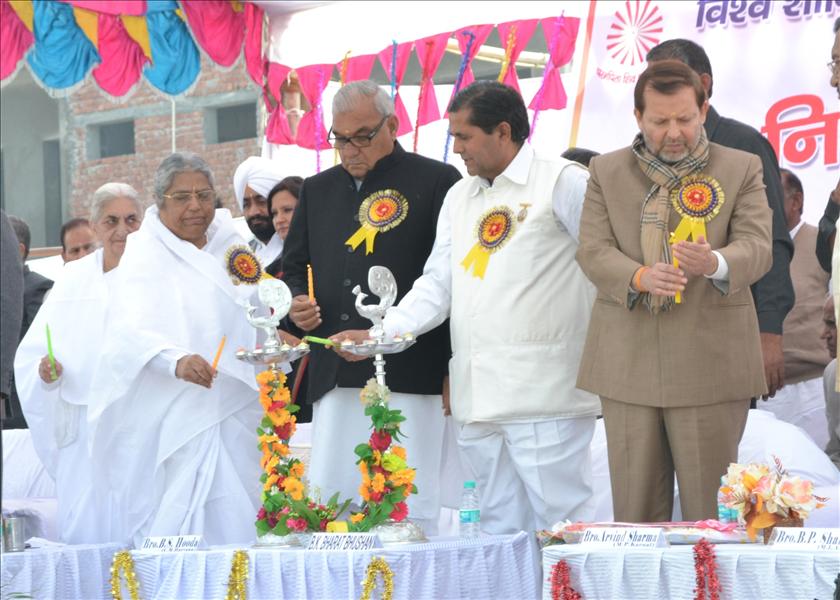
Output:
[307, 264, 315, 302]
[212, 335, 227, 371]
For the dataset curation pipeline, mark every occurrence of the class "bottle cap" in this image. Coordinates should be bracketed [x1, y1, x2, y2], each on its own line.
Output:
[464, 480, 476, 489]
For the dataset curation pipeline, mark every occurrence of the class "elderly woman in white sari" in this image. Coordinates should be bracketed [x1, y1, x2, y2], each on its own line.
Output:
[14, 182, 142, 543]
[88, 153, 263, 547]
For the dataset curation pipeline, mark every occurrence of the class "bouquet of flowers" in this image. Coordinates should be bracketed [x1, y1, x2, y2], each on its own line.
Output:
[349, 379, 418, 532]
[719, 456, 827, 541]
[255, 368, 349, 536]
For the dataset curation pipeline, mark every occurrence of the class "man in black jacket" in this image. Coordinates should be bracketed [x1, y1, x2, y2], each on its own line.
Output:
[282, 80, 461, 532]
[5, 215, 53, 428]
[647, 40, 795, 400]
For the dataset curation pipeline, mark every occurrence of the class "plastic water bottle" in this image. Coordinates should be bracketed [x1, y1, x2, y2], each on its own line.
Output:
[459, 480, 481, 536]
[716, 476, 731, 523]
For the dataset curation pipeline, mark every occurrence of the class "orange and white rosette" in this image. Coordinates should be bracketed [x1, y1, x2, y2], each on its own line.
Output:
[669, 174, 725, 302]
[461, 206, 516, 279]
[345, 190, 409, 255]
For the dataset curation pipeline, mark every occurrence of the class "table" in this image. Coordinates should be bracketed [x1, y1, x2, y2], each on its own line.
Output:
[542, 543, 840, 599]
[2, 533, 541, 599]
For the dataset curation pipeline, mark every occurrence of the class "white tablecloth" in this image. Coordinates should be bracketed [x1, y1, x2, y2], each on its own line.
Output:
[542, 543, 840, 600]
[2, 533, 540, 599]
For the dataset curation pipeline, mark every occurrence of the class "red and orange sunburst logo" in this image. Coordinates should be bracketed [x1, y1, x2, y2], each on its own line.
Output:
[606, 0, 664, 66]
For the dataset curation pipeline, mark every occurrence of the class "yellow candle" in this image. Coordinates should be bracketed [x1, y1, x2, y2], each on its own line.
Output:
[307, 264, 315, 302]
[212, 335, 227, 370]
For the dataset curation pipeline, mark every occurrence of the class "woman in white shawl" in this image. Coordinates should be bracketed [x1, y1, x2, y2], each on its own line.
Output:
[14, 182, 142, 543]
[88, 153, 263, 547]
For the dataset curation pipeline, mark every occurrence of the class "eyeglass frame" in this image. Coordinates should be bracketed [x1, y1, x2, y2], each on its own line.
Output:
[828, 59, 840, 74]
[327, 115, 390, 148]
[162, 188, 217, 204]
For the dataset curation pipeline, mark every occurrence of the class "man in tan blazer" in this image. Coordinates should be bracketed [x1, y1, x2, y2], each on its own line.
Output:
[576, 61, 773, 522]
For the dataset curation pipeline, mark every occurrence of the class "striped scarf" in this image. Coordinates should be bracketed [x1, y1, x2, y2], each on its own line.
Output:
[631, 129, 710, 313]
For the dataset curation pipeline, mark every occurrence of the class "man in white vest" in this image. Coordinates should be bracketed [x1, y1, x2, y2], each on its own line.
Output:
[373, 81, 599, 533]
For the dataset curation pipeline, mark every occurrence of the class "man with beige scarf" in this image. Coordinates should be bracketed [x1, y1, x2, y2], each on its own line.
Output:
[576, 61, 773, 521]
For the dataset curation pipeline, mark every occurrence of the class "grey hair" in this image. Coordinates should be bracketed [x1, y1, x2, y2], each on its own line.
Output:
[91, 182, 141, 222]
[153, 152, 215, 208]
[332, 80, 395, 117]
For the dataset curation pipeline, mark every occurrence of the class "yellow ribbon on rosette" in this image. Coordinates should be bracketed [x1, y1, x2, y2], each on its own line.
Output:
[345, 190, 409, 255]
[461, 206, 516, 279]
[668, 174, 725, 303]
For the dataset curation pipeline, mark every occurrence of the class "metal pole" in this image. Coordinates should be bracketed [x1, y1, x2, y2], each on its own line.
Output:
[170, 98, 176, 153]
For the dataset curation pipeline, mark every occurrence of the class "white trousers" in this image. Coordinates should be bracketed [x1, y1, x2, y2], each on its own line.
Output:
[758, 377, 829, 449]
[457, 417, 596, 534]
[308, 387, 446, 533]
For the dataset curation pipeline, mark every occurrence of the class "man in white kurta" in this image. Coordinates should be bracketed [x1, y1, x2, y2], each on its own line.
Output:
[88, 207, 264, 547]
[14, 248, 111, 543]
[382, 82, 600, 533]
[233, 156, 286, 266]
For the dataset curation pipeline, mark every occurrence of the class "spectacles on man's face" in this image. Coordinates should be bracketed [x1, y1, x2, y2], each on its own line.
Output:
[328, 116, 389, 148]
[163, 188, 216, 205]
[828, 59, 840, 74]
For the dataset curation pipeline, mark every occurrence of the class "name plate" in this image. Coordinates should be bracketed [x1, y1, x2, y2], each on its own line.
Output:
[139, 535, 205, 552]
[768, 528, 840, 552]
[579, 527, 669, 548]
[307, 532, 382, 551]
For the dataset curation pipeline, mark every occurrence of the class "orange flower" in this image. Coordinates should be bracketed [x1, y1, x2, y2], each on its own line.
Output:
[359, 483, 371, 501]
[289, 461, 305, 479]
[264, 454, 280, 474]
[275, 443, 290, 457]
[264, 473, 279, 491]
[350, 513, 365, 524]
[390, 446, 406, 461]
[389, 468, 415, 488]
[269, 409, 291, 427]
[372, 450, 382, 466]
[283, 476, 305, 501]
[371, 472, 386, 493]
[256, 371, 275, 385]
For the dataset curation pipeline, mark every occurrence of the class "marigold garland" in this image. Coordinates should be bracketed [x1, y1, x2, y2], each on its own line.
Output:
[692, 538, 721, 600]
[110, 551, 141, 600]
[359, 556, 394, 600]
[225, 550, 249, 600]
[549, 559, 581, 600]
[255, 367, 350, 536]
[349, 379, 418, 531]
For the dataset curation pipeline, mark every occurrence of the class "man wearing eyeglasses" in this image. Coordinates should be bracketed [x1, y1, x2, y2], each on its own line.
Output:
[233, 156, 286, 267]
[281, 80, 461, 533]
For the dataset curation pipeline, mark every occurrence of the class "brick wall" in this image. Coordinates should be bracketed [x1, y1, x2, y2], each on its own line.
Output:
[66, 55, 261, 218]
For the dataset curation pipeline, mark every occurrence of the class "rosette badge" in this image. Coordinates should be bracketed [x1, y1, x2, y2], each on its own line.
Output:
[461, 206, 516, 279]
[226, 245, 264, 285]
[669, 174, 725, 245]
[345, 190, 409, 255]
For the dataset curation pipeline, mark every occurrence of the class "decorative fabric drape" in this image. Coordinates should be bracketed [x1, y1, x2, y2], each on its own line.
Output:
[294, 63, 333, 150]
[377, 40, 414, 137]
[495, 18, 539, 93]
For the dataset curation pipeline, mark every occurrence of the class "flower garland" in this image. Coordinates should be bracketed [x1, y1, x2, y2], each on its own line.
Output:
[349, 379, 417, 531]
[255, 368, 350, 536]
[110, 551, 141, 600]
[692, 538, 721, 600]
[549, 560, 581, 600]
[225, 550, 249, 600]
[360, 556, 394, 600]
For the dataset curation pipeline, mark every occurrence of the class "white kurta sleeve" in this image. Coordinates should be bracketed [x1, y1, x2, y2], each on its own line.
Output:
[552, 164, 589, 243]
[382, 195, 454, 338]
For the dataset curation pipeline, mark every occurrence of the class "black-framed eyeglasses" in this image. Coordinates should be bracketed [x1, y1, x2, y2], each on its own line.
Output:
[327, 116, 388, 148]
